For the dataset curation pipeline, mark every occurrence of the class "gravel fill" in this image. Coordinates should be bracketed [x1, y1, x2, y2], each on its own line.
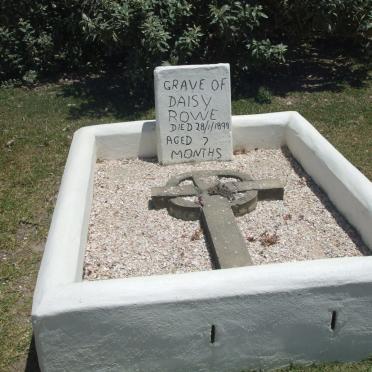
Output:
[83, 148, 368, 280]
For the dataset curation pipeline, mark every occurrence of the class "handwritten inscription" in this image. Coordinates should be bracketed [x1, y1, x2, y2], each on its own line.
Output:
[163, 78, 228, 91]
[155, 64, 232, 164]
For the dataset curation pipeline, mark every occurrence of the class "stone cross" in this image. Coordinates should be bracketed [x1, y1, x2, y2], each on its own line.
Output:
[151, 170, 285, 269]
[154, 64, 233, 165]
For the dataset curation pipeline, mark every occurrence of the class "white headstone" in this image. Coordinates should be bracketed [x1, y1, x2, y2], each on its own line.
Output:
[154, 63, 233, 164]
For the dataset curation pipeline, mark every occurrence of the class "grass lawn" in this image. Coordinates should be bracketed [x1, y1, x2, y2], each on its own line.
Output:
[0, 63, 371, 371]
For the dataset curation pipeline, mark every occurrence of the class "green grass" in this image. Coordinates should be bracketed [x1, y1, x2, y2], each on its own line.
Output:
[0, 85, 154, 371]
[232, 85, 372, 180]
[277, 358, 372, 371]
[0, 72, 371, 371]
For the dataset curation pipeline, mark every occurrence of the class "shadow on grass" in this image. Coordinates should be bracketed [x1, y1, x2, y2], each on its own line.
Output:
[59, 71, 154, 121]
[59, 43, 370, 121]
[25, 335, 40, 372]
[234, 44, 370, 100]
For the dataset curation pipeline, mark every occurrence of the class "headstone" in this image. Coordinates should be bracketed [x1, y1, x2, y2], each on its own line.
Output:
[154, 64, 233, 164]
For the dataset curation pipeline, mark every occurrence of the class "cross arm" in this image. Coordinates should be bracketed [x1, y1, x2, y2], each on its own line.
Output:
[222, 179, 285, 200]
[151, 184, 198, 209]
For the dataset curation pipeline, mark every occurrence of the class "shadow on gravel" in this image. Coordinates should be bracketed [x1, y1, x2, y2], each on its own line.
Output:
[282, 146, 371, 257]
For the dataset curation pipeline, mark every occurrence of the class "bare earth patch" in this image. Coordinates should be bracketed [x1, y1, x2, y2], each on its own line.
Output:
[83, 148, 368, 280]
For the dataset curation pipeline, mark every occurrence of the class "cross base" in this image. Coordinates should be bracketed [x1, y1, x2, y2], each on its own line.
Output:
[202, 195, 253, 268]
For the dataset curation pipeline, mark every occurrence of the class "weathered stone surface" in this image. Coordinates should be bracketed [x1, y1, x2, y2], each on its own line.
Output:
[154, 64, 233, 164]
[151, 184, 198, 209]
[226, 179, 285, 200]
[201, 195, 253, 268]
[151, 170, 285, 269]
[167, 197, 202, 221]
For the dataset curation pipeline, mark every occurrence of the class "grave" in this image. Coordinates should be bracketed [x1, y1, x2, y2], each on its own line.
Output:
[32, 64, 372, 371]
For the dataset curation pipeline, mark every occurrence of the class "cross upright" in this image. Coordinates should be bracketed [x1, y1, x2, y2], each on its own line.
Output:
[151, 170, 285, 269]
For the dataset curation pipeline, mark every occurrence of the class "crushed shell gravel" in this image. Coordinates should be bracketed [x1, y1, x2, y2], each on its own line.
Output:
[83, 148, 368, 280]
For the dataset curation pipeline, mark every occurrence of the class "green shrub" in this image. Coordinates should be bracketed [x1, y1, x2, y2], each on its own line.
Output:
[265, 0, 372, 47]
[78, 0, 289, 96]
[255, 86, 272, 104]
[0, 0, 89, 82]
[0, 0, 370, 87]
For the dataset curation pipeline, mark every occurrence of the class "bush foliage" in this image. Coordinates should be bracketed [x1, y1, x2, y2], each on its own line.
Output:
[0, 0, 371, 85]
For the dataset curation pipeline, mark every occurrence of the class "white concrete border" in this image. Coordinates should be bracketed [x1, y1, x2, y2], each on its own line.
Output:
[32, 112, 372, 371]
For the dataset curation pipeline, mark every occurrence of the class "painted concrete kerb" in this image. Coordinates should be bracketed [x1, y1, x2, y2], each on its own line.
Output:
[33, 110, 372, 315]
[32, 111, 372, 371]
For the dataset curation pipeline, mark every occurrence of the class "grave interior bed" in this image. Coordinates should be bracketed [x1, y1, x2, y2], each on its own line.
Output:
[84, 147, 367, 281]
